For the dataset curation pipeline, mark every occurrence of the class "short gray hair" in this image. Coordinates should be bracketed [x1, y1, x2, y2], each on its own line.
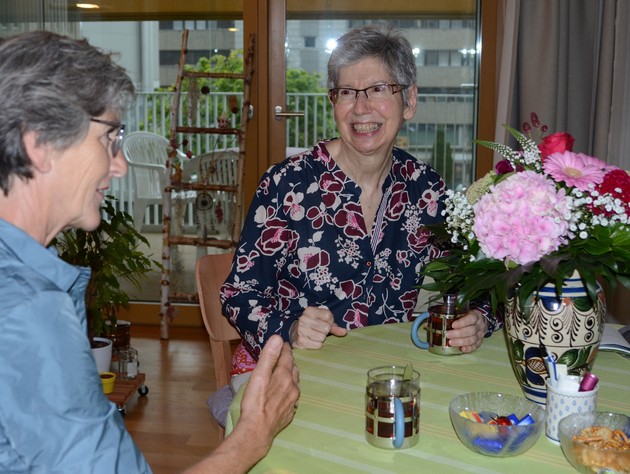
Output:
[327, 23, 417, 107]
[0, 31, 135, 195]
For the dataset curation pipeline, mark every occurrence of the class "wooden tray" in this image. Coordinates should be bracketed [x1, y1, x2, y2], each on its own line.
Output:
[106, 372, 148, 415]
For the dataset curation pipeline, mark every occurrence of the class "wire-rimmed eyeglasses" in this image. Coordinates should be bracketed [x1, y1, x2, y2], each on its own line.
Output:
[328, 83, 409, 105]
[90, 118, 126, 156]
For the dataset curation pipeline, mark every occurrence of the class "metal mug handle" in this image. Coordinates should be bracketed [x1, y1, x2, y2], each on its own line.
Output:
[410, 311, 430, 349]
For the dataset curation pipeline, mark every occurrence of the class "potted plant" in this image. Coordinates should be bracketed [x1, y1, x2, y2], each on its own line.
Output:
[51, 195, 161, 346]
[420, 113, 630, 403]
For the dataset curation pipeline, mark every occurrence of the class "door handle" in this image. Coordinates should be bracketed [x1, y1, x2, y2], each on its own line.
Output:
[274, 105, 305, 121]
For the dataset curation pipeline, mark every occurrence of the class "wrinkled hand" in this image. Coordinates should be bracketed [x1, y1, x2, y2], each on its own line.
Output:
[239, 335, 300, 442]
[289, 306, 348, 349]
[445, 309, 487, 353]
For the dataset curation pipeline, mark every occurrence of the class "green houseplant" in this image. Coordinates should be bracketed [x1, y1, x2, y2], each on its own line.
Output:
[52, 195, 161, 342]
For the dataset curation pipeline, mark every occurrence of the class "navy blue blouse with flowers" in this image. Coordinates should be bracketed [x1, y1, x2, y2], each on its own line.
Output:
[221, 140, 498, 361]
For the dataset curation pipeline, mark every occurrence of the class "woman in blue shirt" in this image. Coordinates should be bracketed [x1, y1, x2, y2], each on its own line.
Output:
[0, 31, 298, 473]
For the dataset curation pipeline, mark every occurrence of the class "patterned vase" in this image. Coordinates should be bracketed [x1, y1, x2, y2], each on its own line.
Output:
[504, 271, 606, 405]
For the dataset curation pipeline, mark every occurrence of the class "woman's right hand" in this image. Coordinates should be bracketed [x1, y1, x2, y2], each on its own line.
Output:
[289, 306, 347, 349]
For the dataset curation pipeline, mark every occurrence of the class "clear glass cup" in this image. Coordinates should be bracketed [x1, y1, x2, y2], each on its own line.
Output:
[118, 347, 139, 380]
[365, 365, 421, 449]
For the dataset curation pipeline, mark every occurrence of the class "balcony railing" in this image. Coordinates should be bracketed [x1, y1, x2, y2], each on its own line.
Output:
[112, 91, 475, 229]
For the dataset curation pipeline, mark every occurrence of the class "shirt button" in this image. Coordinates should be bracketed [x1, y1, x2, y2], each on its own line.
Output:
[366, 261, 372, 267]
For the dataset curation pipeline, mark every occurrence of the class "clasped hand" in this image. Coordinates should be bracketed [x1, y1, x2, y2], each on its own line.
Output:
[289, 307, 348, 349]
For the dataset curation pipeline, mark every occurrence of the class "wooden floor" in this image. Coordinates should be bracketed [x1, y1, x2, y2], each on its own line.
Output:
[120, 324, 224, 473]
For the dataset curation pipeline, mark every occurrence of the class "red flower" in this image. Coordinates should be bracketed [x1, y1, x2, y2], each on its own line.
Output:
[592, 168, 630, 217]
[338, 280, 363, 299]
[333, 203, 366, 238]
[538, 132, 575, 161]
[299, 247, 330, 271]
[277, 279, 300, 311]
[399, 289, 419, 314]
[256, 217, 298, 255]
[495, 159, 514, 175]
[386, 182, 409, 220]
[407, 225, 432, 252]
[342, 301, 369, 328]
[320, 172, 343, 208]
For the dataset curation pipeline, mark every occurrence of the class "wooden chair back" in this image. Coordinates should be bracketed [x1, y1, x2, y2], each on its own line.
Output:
[195, 251, 241, 390]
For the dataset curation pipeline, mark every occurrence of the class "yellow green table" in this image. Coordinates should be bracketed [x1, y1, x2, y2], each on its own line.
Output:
[228, 323, 630, 473]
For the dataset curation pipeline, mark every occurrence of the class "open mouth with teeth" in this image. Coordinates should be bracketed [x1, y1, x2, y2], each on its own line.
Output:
[353, 123, 381, 133]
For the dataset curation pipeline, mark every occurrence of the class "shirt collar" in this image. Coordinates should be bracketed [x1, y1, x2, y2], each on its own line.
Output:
[0, 218, 86, 292]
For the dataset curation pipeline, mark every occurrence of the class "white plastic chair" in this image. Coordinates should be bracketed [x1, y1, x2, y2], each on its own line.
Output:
[183, 149, 239, 247]
[122, 131, 183, 231]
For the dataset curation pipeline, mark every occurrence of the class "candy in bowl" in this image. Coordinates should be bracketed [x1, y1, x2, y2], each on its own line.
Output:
[449, 392, 545, 457]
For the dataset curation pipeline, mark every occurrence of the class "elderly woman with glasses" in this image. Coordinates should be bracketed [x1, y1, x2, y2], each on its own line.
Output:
[0, 31, 299, 473]
[219, 24, 502, 404]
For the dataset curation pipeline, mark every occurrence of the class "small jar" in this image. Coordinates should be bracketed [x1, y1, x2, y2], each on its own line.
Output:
[118, 347, 139, 380]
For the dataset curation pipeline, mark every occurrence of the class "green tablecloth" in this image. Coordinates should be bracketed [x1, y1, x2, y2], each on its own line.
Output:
[228, 323, 630, 473]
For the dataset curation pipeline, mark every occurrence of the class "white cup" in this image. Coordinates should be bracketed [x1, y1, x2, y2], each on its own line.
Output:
[545, 376, 598, 444]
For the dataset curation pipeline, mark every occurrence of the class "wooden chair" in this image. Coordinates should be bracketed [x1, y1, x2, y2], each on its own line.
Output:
[195, 251, 241, 391]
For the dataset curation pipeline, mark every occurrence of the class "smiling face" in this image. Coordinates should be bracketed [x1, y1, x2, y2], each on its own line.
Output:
[332, 57, 417, 158]
[53, 115, 128, 232]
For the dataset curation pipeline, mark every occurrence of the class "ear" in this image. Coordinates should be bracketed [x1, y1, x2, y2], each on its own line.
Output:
[327, 90, 335, 106]
[22, 130, 53, 174]
[403, 84, 418, 121]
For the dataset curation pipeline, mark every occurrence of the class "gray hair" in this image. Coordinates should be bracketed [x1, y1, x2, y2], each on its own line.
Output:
[327, 23, 417, 107]
[0, 31, 135, 195]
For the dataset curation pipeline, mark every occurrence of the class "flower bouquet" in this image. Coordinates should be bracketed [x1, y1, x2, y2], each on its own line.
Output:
[422, 114, 630, 312]
[422, 114, 630, 403]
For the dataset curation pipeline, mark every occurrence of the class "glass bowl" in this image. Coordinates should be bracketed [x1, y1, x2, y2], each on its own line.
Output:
[558, 411, 630, 473]
[449, 392, 545, 457]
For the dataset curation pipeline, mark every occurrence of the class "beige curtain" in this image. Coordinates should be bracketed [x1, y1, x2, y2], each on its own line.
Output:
[493, 0, 630, 323]
[494, 0, 629, 165]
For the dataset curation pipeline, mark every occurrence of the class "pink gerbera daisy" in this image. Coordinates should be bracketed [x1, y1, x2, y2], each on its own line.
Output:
[543, 151, 607, 190]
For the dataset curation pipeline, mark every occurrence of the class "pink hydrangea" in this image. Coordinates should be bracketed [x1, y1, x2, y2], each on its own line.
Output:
[472, 170, 571, 264]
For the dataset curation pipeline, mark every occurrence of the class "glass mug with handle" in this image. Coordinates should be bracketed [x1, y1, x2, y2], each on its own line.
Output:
[411, 294, 467, 355]
[365, 365, 421, 449]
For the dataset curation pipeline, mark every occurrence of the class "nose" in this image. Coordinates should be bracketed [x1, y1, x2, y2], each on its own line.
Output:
[352, 90, 371, 112]
[111, 149, 128, 177]
[357, 89, 370, 101]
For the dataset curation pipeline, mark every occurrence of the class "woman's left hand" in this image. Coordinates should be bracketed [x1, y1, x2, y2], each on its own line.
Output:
[445, 309, 487, 353]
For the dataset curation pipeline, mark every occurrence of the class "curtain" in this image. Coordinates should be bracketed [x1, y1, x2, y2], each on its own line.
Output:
[493, 0, 630, 323]
[494, 0, 629, 164]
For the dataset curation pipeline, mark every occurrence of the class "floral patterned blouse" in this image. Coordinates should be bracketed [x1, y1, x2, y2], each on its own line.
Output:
[221, 140, 499, 367]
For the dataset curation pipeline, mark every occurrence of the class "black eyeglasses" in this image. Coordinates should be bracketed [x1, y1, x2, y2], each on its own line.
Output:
[90, 118, 126, 156]
[328, 83, 409, 105]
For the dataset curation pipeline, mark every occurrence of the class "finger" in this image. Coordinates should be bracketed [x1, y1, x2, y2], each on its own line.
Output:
[300, 311, 333, 334]
[450, 312, 476, 329]
[254, 335, 283, 377]
[276, 342, 296, 369]
[330, 324, 348, 337]
[314, 310, 335, 325]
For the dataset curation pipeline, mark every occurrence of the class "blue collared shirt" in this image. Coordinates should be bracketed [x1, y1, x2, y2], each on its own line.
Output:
[0, 219, 150, 473]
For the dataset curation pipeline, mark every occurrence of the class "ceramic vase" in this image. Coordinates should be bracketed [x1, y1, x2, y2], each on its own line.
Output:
[504, 271, 605, 405]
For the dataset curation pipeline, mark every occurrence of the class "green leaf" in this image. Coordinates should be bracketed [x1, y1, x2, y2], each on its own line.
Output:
[557, 349, 579, 367]
[50, 195, 162, 339]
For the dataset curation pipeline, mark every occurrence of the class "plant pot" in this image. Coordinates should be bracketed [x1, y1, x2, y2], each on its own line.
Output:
[91, 337, 113, 373]
[100, 372, 116, 394]
[504, 271, 606, 405]
[108, 319, 132, 351]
